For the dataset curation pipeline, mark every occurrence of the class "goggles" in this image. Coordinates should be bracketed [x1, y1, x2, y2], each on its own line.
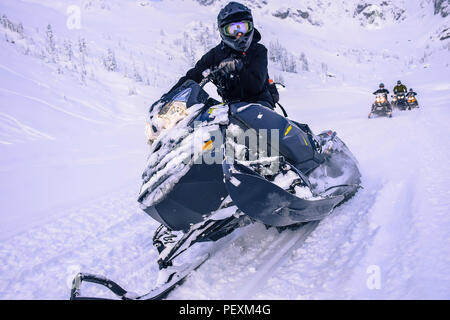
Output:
[222, 20, 253, 37]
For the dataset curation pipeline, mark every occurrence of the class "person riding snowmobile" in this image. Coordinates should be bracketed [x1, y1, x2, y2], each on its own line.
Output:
[165, 1, 275, 109]
[406, 88, 417, 97]
[372, 83, 392, 112]
[393, 80, 407, 94]
[152, 1, 321, 254]
[406, 88, 419, 109]
[373, 83, 390, 96]
[69, 2, 364, 301]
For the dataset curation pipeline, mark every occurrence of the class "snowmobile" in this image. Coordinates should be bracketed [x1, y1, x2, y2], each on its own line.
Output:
[407, 94, 419, 109]
[392, 92, 408, 110]
[369, 93, 392, 118]
[70, 66, 362, 300]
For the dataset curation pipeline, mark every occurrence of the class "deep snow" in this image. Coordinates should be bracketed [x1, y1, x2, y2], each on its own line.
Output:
[0, 0, 449, 299]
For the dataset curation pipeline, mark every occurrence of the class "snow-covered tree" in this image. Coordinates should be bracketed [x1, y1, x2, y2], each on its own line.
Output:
[104, 48, 117, 72]
[299, 52, 309, 72]
[434, 0, 450, 17]
[64, 40, 73, 61]
[46, 24, 56, 55]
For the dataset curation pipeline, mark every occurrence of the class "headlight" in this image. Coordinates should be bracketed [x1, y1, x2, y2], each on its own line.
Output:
[380, 97, 386, 103]
[145, 101, 188, 144]
[376, 97, 380, 103]
[158, 101, 188, 129]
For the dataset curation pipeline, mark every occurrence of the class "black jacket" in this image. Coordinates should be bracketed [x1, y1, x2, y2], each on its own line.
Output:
[168, 29, 274, 106]
[373, 88, 389, 95]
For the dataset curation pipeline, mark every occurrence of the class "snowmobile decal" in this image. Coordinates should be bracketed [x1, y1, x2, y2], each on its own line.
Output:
[285, 125, 292, 136]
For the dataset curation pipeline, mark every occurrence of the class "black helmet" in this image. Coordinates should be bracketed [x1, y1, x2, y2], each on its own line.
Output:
[409, 88, 413, 91]
[379, 83, 385, 88]
[217, 2, 254, 52]
[397, 80, 401, 85]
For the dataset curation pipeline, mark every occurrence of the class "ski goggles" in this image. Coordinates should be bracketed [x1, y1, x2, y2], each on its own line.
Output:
[222, 20, 253, 37]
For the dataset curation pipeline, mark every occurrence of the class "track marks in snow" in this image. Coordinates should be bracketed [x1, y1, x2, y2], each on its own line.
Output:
[235, 221, 320, 299]
[169, 221, 322, 299]
[252, 185, 381, 299]
[0, 87, 107, 124]
[0, 112, 55, 144]
[0, 189, 158, 299]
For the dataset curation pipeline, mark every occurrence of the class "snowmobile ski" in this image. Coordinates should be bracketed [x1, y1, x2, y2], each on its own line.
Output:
[70, 254, 209, 300]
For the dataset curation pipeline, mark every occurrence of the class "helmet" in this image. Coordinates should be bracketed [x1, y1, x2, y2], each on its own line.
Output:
[409, 88, 413, 91]
[379, 83, 385, 88]
[217, 2, 254, 52]
[397, 80, 401, 85]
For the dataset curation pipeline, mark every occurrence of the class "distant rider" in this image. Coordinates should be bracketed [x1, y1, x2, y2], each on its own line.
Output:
[406, 88, 418, 110]
[393, 80, 407, 94]
[372, 83, 392, 111]
[373, 83, 390, 96]
[407, 88, 417, 97]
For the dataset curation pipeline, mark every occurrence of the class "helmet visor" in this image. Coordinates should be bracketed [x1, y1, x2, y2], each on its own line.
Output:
[222, 20, 253, 37]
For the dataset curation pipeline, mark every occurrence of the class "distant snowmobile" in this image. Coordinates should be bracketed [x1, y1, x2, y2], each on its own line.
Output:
[70, 66, 362, 300]
[392, 92, 408, 110]
[369, 93, 392, 118]
[407, 90, 419, 109]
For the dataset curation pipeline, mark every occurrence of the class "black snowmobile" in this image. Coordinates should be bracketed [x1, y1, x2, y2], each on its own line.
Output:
[369, 93, 392, 118]
[70, 67, 362, 300]
[392, 92, 408, 110]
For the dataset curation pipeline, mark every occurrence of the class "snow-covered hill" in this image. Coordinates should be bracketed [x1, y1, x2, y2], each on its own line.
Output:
[0, 0, 449, 299]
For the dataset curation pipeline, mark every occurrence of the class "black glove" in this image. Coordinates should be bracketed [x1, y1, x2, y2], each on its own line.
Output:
[218, 58, 243, 75]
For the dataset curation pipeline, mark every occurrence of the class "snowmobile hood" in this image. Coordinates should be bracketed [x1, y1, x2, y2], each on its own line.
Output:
[138, 102, 229, 209]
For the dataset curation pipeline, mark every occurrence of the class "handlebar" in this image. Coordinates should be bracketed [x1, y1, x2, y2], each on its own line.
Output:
[199, 66, 227, 88]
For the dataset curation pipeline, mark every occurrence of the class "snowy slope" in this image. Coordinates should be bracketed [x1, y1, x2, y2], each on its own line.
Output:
[0, 0, 449, 299]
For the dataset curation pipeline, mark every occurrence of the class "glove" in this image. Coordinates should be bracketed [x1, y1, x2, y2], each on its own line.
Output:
[218, 58, 243, 75]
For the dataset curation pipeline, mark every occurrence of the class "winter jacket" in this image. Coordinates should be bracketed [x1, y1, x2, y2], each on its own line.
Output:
[167, 29, 274, 107]
[393, 84, 407, 94]
[373, 88, 389, 96]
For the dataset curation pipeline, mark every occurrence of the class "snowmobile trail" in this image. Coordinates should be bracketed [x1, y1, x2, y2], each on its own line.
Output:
[234, 221, 320, 299]
[0, 188, 159, 299]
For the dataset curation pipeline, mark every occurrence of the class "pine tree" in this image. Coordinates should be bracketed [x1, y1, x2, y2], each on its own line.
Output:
[64, 40, 73, 61]
[104, 48, 117, 72]
[300, 52, 309, 72]
[46, 24, 56, 55]
[17, 23, 24, 38]
[1, 15, 7, 29]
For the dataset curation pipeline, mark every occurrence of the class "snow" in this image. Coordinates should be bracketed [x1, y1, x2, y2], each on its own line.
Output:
[0, 0, 449, 299]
